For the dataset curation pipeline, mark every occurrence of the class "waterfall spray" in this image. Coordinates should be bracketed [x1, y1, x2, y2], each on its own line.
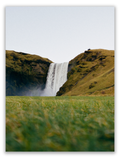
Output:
[42, 62, 68, 96]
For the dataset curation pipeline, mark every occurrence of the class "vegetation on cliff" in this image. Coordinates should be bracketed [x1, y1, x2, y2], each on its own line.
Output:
[57, 49, 114, 96]
[6, 49, 114, 96]
[6, 50, 52, 96]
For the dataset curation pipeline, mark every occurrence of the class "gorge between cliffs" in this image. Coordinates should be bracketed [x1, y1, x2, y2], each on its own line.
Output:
[6, 49, 114, 96]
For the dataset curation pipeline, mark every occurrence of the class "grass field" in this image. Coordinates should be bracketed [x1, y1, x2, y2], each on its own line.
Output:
[6, 96, 114, 151]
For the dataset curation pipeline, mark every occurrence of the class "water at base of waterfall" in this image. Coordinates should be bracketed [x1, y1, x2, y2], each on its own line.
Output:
[41, 62, 68, 96]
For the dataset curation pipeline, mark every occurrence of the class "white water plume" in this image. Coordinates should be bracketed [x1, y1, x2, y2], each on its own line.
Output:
[42, 62, 68, 96]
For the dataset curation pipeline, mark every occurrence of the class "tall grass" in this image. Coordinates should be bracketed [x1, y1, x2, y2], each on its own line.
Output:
[6, 96, 114, 151]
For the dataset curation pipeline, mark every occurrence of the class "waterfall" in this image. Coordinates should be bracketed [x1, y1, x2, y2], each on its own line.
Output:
[42, 62, 68, 96]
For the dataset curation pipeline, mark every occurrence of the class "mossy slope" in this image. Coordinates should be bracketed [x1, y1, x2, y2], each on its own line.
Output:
[57, 49, 114, 96]
[6, 50, 52, 96]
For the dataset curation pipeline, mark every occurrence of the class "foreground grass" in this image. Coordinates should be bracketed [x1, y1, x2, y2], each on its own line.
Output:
[6, 96, 114, 151]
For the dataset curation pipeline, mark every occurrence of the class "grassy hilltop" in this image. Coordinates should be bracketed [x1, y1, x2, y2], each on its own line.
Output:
[6, 50, 52, 96]
[57, 49, 114, 96]
[6, 49, 114, 96]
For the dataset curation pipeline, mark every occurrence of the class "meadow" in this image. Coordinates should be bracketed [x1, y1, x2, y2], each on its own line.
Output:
[6, 96, 114, 151]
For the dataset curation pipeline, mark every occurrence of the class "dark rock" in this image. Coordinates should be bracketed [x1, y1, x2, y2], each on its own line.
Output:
[89, 83, 95, 89]
[6, 50, 52, 96]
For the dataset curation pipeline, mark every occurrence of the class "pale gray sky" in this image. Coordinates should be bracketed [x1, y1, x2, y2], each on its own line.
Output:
[6, 6, 114, 63]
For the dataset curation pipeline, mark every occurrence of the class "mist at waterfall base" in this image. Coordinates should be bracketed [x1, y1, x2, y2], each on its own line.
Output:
[41, 62, 68, 96]
[24, 62, 68, 96]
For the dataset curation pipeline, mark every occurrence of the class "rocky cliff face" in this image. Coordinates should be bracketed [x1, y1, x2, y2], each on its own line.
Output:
[57, 49, 114, 96]
[6, 50, 52, 96]
[6, 49, 114, 96]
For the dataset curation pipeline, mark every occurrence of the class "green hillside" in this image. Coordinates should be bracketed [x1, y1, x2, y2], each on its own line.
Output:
[57, 49, 114, 96]
[6, 50, 52, 96]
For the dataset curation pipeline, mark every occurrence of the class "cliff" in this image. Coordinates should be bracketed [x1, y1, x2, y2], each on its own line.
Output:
[6, 50, 52, 96]
[57, 49, 114, 96]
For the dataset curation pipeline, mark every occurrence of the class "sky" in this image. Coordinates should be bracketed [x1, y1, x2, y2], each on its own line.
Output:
[6, 6, 114, 63]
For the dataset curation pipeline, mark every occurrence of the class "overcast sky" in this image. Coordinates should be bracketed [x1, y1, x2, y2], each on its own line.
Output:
[6, 6, 114, 63]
